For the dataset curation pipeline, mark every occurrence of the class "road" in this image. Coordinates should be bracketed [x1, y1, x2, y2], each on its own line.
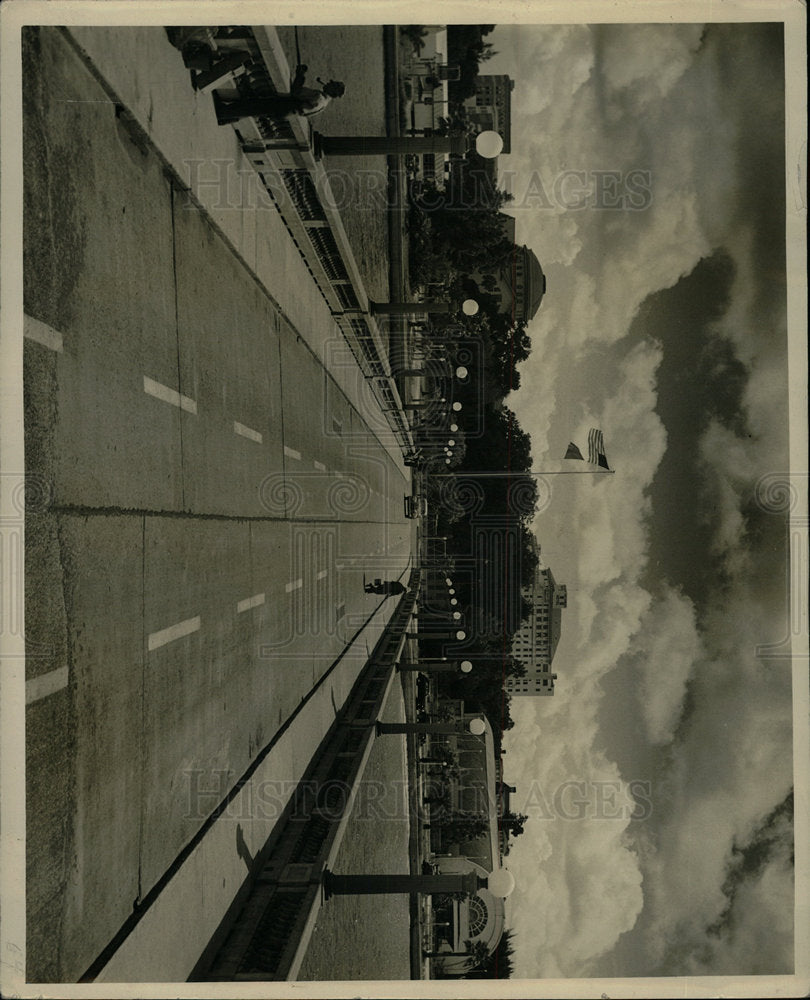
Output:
[23, 26, 412, 982]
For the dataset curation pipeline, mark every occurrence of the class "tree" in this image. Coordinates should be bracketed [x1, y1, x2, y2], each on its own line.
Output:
[501, 812, 528, 838]
[400, 24, 429, 56]
[439, 811, 489, 844]
[463, 928, 517, 978]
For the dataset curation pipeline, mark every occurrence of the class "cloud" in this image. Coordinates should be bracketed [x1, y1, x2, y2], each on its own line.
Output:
[624, 586, 703, 744]
[504, 694, 645, 977]
[487, 21, 793, 980]
[597, 24, 705, 109]
[625, 596, 795, 973]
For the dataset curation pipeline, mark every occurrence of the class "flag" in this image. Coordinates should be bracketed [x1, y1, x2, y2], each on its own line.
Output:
[563, 429, 611, 470]
[588, 428, 611, 470]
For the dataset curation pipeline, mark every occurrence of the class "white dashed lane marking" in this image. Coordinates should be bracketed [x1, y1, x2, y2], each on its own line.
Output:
[24, 315, 63, 352]
[285, 578, 303, 593]
[148, 615, 201, 651]
[25, 666, 68, 705]
[284, 446, 301, 461]
[143, 376, 197, 414]
[237, 592, 265, 613]
[234, 421, 263, 443]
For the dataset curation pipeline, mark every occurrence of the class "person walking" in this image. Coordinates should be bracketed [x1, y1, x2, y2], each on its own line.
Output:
[213, 65, 345, 123]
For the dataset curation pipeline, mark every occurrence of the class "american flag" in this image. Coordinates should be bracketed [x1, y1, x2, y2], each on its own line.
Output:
[564, 429, 611, 471]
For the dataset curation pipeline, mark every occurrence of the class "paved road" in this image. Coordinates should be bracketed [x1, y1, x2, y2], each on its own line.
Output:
[23, 27, 411, 982]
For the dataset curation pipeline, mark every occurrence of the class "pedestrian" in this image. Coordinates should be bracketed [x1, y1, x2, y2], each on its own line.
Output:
[213, 65, 345, 123]
[364, 579, 407, 596]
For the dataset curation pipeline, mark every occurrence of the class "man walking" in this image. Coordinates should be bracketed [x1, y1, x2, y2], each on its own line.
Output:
[213, 65, 345, 123]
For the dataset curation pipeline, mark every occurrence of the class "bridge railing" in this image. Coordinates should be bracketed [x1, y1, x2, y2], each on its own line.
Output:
[207, 26, 414, 456]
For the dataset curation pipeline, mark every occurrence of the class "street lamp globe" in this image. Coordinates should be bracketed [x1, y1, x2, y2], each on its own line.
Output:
[455, 366, 468, 379]
[468, 717, 486, 736]
[461, 299, 479, 316]
[445, 578, 453, 586]
[455, 630, 466, 640]
[450, 598, 458, 606]
[487, 868, 516, 898]
[452, 611, 461, 620]
[450, 423, 458, 432]
[475, 130, 504, 158]
[460, 660, 473, 673]
[448, 439, 455, 446]
[452, 402, 462, 412]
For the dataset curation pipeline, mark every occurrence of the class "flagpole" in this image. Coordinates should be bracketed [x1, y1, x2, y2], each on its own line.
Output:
[429, 469, 615, 477]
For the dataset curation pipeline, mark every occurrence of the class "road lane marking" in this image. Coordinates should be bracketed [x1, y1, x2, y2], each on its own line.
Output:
[24, 316, 63, 352]
[147, 615, 201, 651]
[25, 666, 68, 705]
[237, 592, 265, 613]
[284, 446, 302, 461]
[316, 570, 328, 581]
[285, 578, 303, 593]
[234, 421, 262, 443]
[313, 460, 326, 471]
[143, 376, 197, 414]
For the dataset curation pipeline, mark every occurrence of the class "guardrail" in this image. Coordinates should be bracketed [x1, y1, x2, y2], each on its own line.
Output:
[205, 26, 414, 456]
[196, 570, 420, 982]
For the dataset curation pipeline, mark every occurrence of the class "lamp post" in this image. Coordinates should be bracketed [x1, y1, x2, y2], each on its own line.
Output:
[374, 715, 485, 737]
[322, 864, 515, 900]
[313, 128, 503, 160]
[396, 659, 473, 674]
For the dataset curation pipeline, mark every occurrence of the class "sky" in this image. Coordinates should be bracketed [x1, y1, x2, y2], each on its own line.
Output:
[482, 21, 797, 979]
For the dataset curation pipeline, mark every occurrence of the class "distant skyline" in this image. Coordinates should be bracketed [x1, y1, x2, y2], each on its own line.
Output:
[483, 21, 795, 978]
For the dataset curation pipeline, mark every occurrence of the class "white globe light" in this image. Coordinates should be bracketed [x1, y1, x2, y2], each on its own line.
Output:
[453, 611, 461, 620]
[487, 868, 516, 898]
[450, 598, 458, 606]
[455, 629, 466, 640]
[461, 299, 479, 316]
[468, 717, 486, 736]
[449, 589, 455, 595]
[460, 660, 473, 673]
[452, 402, 462, 412]
[445, 578, 452, 586]
[455, 366, 468, 379]
[450, 423, 459, 432]
[476, 129, 504, 158]
[445, 459, 451, 465]
[448, 439, 455, 446]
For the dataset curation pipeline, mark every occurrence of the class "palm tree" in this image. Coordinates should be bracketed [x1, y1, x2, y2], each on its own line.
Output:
[464, 928, 517, 978]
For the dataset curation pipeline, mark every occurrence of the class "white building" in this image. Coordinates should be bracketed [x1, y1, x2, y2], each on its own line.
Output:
[506, 563, 567, 697]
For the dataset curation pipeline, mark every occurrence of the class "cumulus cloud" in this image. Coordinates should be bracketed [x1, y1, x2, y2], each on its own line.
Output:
[504, 694, 645, 977]
[624, 586, 703, 744]
[486, 20, 793, 980]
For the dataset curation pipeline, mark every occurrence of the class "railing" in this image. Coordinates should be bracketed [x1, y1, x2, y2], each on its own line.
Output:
[206, 26, 414, 455]
[197, 571, 421, 982]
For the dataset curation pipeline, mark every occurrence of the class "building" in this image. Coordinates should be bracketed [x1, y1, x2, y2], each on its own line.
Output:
[462, 74, 514, 154]
[470, 213, 547, 324]
[506, 562, 567, 696]
[425, 709, 508, 976]
[402, 28, 456, 187]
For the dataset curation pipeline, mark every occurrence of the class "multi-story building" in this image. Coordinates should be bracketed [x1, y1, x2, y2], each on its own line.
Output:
[463, 74, 514, 153]
[506, 562, 567, 696]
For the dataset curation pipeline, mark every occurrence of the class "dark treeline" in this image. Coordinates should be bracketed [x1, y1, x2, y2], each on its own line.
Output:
[407, 25, 540, 746]
[446, 24, 497, 100]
